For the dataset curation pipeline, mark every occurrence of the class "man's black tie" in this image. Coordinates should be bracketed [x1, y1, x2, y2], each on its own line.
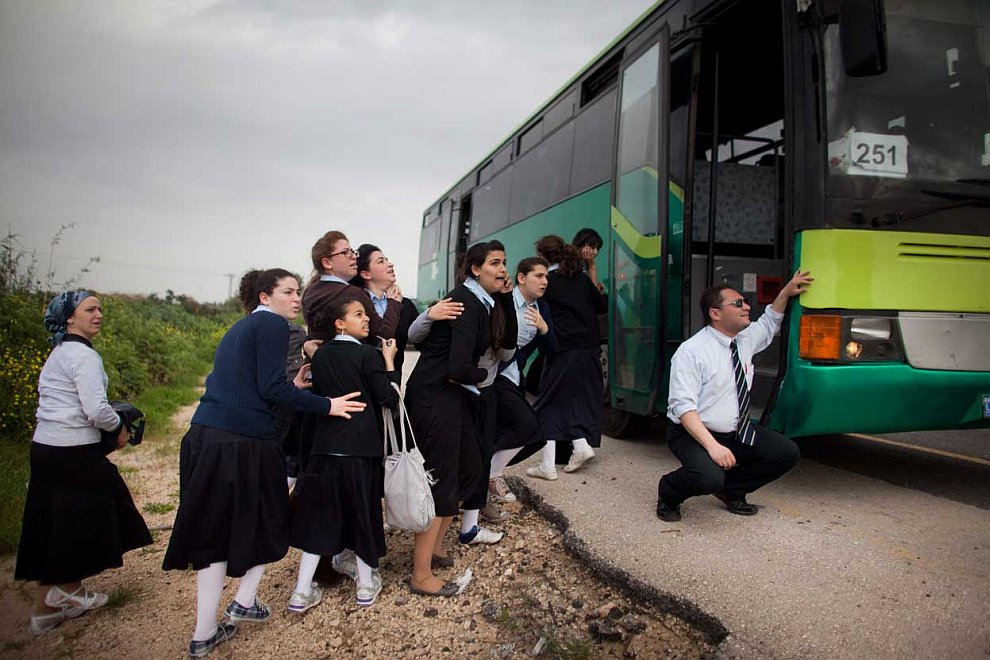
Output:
[730, 339, 757, 446]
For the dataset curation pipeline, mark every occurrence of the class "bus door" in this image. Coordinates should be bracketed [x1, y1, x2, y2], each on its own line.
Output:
[689, 1, 788, 418]
[608, 26, 670, 416]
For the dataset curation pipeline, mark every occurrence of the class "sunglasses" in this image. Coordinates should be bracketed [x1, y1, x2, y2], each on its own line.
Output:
[718, 298, 747, 308]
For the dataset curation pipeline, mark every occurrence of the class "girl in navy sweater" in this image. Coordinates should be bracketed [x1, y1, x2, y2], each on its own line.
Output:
[163, 269, 365, 658]
[288, 299, 399, 610]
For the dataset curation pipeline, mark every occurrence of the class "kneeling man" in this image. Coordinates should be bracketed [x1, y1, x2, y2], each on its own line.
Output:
[657, 271, 813, 521]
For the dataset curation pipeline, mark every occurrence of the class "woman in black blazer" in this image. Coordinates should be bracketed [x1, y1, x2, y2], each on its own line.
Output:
[404, 240, 508, 597]
[488, 257, 556, 504]
[529, 235, 607, 479]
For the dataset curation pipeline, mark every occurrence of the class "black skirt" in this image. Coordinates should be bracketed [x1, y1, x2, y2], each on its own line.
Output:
[162, 424, 289, 578]
[405, 385, 483, 518]
[534, 347, 603, 447]
[15, 442, 152, 585]
[494, 376, 545, 466]
[289, 455, 385, 568]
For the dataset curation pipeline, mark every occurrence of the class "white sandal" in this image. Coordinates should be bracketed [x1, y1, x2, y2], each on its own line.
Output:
[45, 585, 108, 611]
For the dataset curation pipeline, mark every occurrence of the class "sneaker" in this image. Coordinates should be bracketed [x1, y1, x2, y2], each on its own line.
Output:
[488, 477, 517, 503]
[45, 585, 108, 611]
[29, 607, 83, 636]
[459, 525, 504, 545]
[332, 550, 358, 581]
[525, 465, 559, 481]
[188, 622, 236, 658]
[224, 597, 272, 623]
[355, 571, 383, 606]
[287, 583, 324, 614]
[479, 501, 509, 524]
[563, 446, 595, 473]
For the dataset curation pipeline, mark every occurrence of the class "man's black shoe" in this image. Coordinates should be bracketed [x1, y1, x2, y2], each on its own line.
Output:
[656, 500, 682, 522]
[713, 492, 758, 516]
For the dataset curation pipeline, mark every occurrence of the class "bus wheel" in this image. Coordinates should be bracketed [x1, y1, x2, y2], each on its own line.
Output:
[602, 404, 645, 438]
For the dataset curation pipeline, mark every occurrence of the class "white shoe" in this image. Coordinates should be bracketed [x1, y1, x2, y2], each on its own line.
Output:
[29, 606, 83, 636]
[459, 525, 504, 545]
[287, 583, 324, 614]
[356, 571, 383, 606]
[563, 446, 595, 473]
[488, 477, 517, 503]
[332, 551, 358, 581]
[525, 465, 559, 481]
[45, 585, 108, 611]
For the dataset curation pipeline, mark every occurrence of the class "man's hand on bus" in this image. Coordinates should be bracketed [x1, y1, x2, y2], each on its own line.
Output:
[525, 306, 549, 335]
[770, 270, 814, 314]
[427, 298, 464, 321]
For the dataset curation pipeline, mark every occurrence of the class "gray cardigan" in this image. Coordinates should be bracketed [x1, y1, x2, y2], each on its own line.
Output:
[33, 337, 121, 447]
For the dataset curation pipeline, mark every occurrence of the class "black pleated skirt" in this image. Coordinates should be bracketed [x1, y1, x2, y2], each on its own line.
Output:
[162, 424, 289, 578]
[405, 385, 483, 517]
[15, 442, 152, 585]
[289, 454, 385, 568]
[534, 347, 603, 447]
[494, 376, 545, 466]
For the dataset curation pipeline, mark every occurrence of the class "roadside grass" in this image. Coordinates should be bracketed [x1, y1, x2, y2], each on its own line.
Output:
[0, 442, 31, 554]
[0, 368, 207, 556]
[142, 502, 175, 515]
[106, 584, 145, 610]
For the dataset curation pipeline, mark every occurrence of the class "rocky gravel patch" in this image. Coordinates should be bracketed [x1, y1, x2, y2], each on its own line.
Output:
[0, 403, 712, 659]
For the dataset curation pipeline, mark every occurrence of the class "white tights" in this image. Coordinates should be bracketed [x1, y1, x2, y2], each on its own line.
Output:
[489, 447, 523, 479]
[193, 562, 266, 641]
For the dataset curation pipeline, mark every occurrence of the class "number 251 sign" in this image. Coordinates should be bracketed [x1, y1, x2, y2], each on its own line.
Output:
[830, 130, 909, 179]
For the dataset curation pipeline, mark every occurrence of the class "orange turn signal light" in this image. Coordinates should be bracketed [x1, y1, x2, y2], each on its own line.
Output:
[799, 315, 842, 360]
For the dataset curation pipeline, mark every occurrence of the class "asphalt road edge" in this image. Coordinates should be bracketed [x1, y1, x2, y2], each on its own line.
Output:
[505, 475, 730, 647]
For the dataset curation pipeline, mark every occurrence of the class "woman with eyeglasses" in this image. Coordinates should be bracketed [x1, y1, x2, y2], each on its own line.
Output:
[302, 232, 401, 343]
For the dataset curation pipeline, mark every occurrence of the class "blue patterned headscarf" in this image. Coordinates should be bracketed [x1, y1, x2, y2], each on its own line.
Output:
[44, 290, 94, 346]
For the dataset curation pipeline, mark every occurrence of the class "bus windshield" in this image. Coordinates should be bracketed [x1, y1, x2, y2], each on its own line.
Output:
[823, 1, 990, 218]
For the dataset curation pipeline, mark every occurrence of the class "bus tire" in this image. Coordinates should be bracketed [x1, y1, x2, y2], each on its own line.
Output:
[601, 404, 646, 438]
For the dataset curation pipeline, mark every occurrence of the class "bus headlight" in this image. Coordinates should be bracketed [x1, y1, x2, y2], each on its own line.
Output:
[800, 313, 904, 363]
[850, 318, 892, 340]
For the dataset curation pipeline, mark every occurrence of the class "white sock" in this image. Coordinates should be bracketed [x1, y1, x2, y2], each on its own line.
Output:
[355, 555, 374, 586]
[460, 509, 480, 534]
[490, 448, 522, 479]
[287, 476, 297, 490]
[194, 561, 227, 641]
[540, 441, 557, 471]
[572, 437, 591, 453]
[295, 553, 320, 596]
[233, 564, 265, 608]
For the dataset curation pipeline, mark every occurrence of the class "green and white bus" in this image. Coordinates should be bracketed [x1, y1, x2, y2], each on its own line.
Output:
[416, 0, 990, 437]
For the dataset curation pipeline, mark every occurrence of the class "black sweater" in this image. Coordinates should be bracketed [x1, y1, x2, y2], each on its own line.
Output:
[310, 339, 400, 457]
[542, 270, 607, 352]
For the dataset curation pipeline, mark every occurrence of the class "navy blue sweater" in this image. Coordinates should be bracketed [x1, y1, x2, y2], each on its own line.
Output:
[193, 311, 330, 439]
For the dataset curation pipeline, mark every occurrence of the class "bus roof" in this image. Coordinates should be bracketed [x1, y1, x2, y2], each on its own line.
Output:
[424, 0, 667, 217]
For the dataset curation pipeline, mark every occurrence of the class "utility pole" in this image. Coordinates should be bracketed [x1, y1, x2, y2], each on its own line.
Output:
[225, 273, 234, 300]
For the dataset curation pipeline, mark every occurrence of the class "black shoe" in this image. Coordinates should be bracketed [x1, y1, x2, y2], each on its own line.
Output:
[713, 492, 758, 516]
[656, 500, 682, 522]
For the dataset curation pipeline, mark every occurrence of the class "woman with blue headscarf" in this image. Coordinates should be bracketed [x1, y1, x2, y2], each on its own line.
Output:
[15, 290, 152, 636]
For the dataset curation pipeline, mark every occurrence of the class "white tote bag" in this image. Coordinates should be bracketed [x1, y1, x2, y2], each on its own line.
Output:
[382, 383, 435, 532]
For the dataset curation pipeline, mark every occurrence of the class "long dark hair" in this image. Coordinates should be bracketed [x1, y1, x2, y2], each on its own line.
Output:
[535, 234, 584, 277]
[349, 243, 381, 288]
[572, 228, 603, 250]
[238, 268, 297, 313]
[457, 240, 509, 351]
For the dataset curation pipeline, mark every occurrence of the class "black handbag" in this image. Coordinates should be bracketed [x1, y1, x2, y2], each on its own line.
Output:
[99, 401, 146, 454]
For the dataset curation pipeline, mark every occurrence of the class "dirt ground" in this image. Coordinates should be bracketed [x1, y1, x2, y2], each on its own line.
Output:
[0, 404, 711, 659]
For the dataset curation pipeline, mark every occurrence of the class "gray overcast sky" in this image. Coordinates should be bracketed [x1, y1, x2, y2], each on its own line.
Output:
[1, 0, 655, 302]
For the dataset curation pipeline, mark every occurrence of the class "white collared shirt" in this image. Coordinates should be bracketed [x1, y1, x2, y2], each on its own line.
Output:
[666, 306, 784, 433]
[320, 274, 351, 285]
[462, 277, 494, 310]
[333, 334, 361, 344]
[500, 287, 538, 386]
